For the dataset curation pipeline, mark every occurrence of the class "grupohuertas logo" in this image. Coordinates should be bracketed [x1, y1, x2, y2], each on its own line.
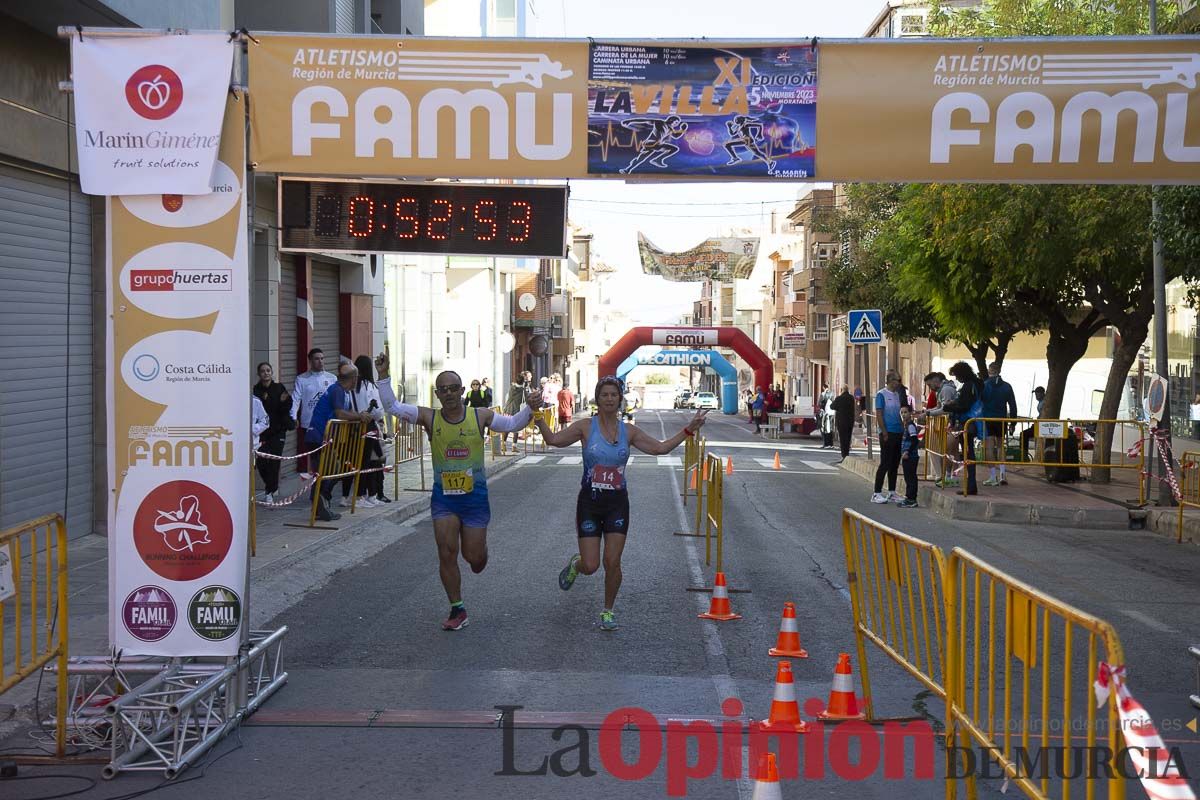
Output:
[930, 50, 1200, 165]
[125, 64, 184, 120]
[188, 586, 241, 641]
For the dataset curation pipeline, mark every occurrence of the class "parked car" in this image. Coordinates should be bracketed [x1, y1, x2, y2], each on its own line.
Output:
[692, 392, 719, 410]
[674, 390, 693, 409]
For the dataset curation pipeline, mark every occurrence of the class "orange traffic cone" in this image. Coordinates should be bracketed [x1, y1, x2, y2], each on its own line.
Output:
[759, 660, 808, 733]
[688, 468, 697, 490]
[698, 572, 742, 621]
[817, 653, 866, 720]
[772, 452, 782, 470]
[768, 602, 808, 658]
[725, 456, 734, 475]
[702, 458, 710, 481]
[750, 752, 782, 800]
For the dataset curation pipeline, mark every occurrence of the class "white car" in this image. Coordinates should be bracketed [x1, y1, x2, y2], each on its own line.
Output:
[692, 392, 719, 410]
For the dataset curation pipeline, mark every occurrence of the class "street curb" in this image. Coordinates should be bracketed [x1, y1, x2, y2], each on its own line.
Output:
[838, 456, 1135, 531]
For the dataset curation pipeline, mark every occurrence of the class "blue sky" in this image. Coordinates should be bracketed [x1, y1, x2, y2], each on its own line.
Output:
[527, 0, 886, 322]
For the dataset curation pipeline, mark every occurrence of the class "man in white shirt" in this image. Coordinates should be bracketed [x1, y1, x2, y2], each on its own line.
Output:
[292, 347, 336, 479]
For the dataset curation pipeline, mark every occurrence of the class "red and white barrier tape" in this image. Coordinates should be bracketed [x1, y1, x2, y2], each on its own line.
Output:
[254, 474, 317, 507]
[1094, 663, 1196, 800]
[254, 440, 329, 462]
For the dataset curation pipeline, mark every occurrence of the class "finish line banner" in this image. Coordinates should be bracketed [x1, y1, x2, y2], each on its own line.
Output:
[817, 38, 1200, 183]
[107, 95, 249, 656]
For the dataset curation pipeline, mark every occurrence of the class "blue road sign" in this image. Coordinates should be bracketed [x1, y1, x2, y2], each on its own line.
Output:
[848, 309, 883, 344]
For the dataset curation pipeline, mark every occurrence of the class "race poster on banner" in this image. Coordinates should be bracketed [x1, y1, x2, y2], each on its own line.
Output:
[587, 43, 817, 178]
[817, 38, 1200, 184]
[638, 233, 759, 281]
[246, 35, 589, 178]
[107, 94, 249, 656]
[71, 34, 234, 196]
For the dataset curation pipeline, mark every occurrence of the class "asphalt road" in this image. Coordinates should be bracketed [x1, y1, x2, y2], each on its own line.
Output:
[6, 409, 1199, 799]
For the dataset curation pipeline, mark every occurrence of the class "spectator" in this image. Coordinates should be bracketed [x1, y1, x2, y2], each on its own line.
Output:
[253, 362, 293, 504]
[344, 355, 386, 508]
[466, 380, 489, 408]
[981, 362, 1018, 486]
[817, 383, 834, 448]
[830, 385, 857, 462]
[898, 405, 921, 508]
[918, 372, 959, 486]
[540, 376, 556, 407]
[745, 389, 755, 423]
[941, 361, 985, 496]
[505, 371, 533, 444]
[252, 395, 269, 438]
[480, 378, 494, 408]
[292, 348, 336, 479]
[752, 387, 765, 434]
[557, 380, 575, 427]
[1019, 386, 1047, 460]
[304, 362, 374, 521]
[871, 369, 909, 504]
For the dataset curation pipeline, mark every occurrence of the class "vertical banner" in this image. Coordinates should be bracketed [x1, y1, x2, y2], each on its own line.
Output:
[107, 94, 248, 656]
[587, 43, 817, 178]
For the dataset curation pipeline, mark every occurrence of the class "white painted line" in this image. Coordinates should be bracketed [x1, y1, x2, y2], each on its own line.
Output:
[657, 456, 682, 466]
[754, 458, 784, 469]
[725, 469, 840, 475]
[558, 455, 582, 465]
[801, 460, 838, 471]
[1120, 609, 1179, 634]
[522, 455, 546, 464]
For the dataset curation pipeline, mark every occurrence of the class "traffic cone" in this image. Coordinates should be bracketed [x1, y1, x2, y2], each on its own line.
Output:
[698, 572, 742, 621]
[817, 653, 866, 721]
[768, 602, 808, 658]
[725, 456, 734, 475]
[772, 452, 781, 470]
[688, 468, 697, 490]
[750, 753, 782, 800]
[759, 660, 808, 733]
[702, 458, 710, 481]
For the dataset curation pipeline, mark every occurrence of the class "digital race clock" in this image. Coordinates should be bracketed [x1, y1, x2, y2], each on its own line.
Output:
[278, 179, 568, 258]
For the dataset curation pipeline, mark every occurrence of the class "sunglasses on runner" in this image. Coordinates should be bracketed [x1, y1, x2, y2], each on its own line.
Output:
[435, 384, 462, 394]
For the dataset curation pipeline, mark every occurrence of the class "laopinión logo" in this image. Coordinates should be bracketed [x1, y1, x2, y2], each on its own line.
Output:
[129, 269, 233, 292]
[125, 64, 183, 120]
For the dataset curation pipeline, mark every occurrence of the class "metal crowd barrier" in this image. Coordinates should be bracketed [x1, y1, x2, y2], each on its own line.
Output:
[0, 513, 69, 755]
[681, 434, 707, 502]
[945, 548, 1127, 800]
[391, 416, 427, 494]
[308, 419, 367, 526]
[675, 436, 708, 538]
[922, 413, 953, 484]
[842, 509, 948, 721]
[702, 453, 725, 571]
[960, 418, 1146, 503]
[1177, 451, 1200, 543]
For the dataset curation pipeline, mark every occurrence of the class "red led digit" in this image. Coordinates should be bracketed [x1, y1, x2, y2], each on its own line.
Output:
[427, 198, 452, 240]
[507, 201, 531, 243]
[394, 197, 419, 239]
[474, 200, 497, 241]
[347, 195, 375, 238]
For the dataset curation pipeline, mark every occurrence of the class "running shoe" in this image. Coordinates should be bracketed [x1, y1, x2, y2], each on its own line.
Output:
[897, 499, 918, 508]
[982, 478, 1001, 487]
[599, 610, 618, 632]
[870, 493, 889, 504]
[559, 554, 580, 591]
[442, 607, 469, 631]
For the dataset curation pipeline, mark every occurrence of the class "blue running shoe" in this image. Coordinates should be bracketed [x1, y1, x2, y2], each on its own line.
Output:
[559, 554, 580, 591]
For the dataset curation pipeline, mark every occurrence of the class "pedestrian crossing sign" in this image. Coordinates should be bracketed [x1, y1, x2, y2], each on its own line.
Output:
[848, 309, 883, 344]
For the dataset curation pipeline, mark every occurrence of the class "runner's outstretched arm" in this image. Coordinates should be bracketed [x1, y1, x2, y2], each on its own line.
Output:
[534, 416, 586, 448]
[628, 410, 708, 456]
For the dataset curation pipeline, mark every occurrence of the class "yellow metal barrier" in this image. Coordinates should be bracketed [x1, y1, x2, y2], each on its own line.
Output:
[681, 434, 696, 500]
[923, 413, 952, 484]
[945, 548, 1127, 800]
[0, 513, 68, 755]
[703, 453, 724, 570]
[309, 419, 367, 526]
[960, 418, 1146, 503]
[1177, 451, 1200, 544]
[391, 416, 427, 494]
[842, 509, 948, 720]
[675, 437, 707, 538]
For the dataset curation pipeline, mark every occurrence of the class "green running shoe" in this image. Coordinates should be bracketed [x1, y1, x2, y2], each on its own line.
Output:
[600, 610, 618, 632]
[558, 554, 580, 591]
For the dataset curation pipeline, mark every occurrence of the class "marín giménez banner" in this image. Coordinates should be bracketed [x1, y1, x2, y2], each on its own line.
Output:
[588, 43, 817, 178]
[638, 233, 759, 282]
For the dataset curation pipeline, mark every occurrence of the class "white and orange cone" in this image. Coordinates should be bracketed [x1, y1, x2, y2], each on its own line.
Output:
[698, 572, 741, 621]
[750, 752, 783, 800]
[688, 468, 697, 490]
[725, 456, 734, 475]
[768, 602, 808, 658]
[817, 652, 866, 720]
[759, 660, 809, 733]
[773, 452, 782, 470]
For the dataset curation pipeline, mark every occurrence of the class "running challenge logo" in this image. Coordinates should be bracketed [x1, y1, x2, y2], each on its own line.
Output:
[129, 268, 232, 292]
[132, 480, 232, 581]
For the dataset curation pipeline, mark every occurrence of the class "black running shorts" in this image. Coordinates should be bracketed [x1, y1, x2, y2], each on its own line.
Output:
[575, 486, 630, 538]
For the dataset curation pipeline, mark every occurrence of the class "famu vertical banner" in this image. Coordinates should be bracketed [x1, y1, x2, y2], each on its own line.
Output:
[107, 94, 249, 656]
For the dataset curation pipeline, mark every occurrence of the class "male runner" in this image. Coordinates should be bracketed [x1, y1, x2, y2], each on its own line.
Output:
[292, 348, 336, 478]
[618, 115, 688, 174]
[375, 354, 538, 630]
[535, 376, 708, 631]
[723, 115, 775, 172]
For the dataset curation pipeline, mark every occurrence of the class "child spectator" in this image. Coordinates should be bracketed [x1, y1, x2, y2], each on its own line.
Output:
[898, 405, 921, 508]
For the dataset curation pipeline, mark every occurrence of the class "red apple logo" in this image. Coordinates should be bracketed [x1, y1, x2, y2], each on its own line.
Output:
[125, 65, 183, 120]
[161, 195, 183, 213]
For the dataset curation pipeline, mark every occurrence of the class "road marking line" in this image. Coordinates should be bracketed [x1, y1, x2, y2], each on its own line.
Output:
[754, 458, 784, 469]
[657, 456, 682, 466]
[558, 455, 582, 465]
[522, 455, 546, 464]
[800, 460, 838, 471]
[1120, 608, 1179, 634]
